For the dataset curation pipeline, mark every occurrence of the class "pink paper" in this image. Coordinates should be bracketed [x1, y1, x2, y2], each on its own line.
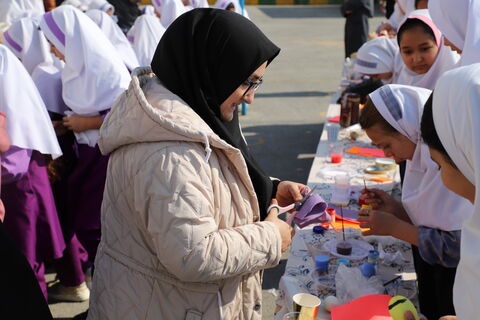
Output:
[331, 294, 393, 320]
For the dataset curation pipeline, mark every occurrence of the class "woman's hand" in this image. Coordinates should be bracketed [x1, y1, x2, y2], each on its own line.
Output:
[265, 199, 293, 252]
[63, 115, 103, 133]
[357, 209, 398, 236]
[275, 181, 307, 208]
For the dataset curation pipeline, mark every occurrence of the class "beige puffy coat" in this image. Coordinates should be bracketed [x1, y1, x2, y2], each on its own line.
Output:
[87, 68, 282, 320]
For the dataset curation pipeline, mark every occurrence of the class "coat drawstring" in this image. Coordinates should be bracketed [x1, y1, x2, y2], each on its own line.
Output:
[217, 291, 224, 320]
[202, 132, 212, 163]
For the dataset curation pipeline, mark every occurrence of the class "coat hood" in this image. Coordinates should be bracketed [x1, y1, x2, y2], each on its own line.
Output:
[99, 67, 234, 159]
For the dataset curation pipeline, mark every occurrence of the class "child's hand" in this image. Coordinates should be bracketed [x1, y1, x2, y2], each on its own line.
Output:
[360, 188, 400, 214]
[52, 120, 68, 136]
[358, 209, 398, 236]
[63, 115, 103, 133]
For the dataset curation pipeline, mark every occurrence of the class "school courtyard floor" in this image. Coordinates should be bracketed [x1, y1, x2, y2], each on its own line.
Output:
[48, 5, 383, 319]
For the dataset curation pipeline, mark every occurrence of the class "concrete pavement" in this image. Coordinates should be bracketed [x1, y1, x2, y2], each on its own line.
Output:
[48, 6, 383, 319]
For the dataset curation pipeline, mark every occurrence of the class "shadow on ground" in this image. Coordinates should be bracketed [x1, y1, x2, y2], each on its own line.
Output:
[243, 123, 323, 183]
[259, 5, 384, 19]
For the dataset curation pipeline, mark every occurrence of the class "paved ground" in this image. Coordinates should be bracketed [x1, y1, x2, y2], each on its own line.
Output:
[48, 6, 383, 319]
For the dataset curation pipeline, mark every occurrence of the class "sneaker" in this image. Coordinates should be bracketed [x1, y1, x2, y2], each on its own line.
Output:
[48, 281, 90, 302]
[85, 267, 93, 290]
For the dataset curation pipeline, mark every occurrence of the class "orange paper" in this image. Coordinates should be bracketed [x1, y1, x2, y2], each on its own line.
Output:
[346, 146, 386, 158]
[331, 294, 393, 320]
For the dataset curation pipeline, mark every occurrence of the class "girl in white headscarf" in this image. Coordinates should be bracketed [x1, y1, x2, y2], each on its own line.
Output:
[1, 16, 68, 115]
[0, 0, 45, 26]
[39, 5, 130, 283]
[86, 9, 139, 71]
[0, 44, 65, 300]
[127, 14, 165, 66]
[3, 14, 94, 302]
[88, 0, 115, 15]
[420, 63, 480, 320]
[141, 4, 158, 16]
[395, 9, 459, 90]
[358, 84, 472, 320]
[213, 0, 250, 19]
[152, 0, 187, 28]
[429, 0, 480, 66]
[353, 36, 401, 84]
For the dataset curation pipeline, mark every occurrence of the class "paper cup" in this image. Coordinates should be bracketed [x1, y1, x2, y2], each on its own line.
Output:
[292, 293, 321, 319]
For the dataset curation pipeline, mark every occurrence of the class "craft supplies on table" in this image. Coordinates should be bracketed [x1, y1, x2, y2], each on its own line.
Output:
[274, 102, 415, 320]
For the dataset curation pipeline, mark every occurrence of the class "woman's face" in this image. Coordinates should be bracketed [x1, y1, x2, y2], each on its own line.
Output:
[219, 61, 267, 122]
[365, 124, 417, 164]
[399, 27, 439, 74]
[444, 36, 462, 54]
[429, 148, 476, 203]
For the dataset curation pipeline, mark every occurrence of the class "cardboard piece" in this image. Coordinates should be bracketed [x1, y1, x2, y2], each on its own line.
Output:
[346, 146, 386, 158]
[331, 294, 393, 320]
[294, 193, 328, 228]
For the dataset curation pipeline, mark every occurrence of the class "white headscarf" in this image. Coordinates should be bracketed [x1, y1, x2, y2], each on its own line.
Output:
[369, 84, 472, 230]
[1, 16, 52, 75]
[39, 5, 130, 116]
[142, 5, 157, 15]
[213, 0, 249, 19]
[354, 36, 399, 82]
[152, 0, 186, 28]
[190, 0, 209, 8]
[31, 62, 68, 115]
[61, 0, 89, 11]
[0, 0, 45, 26]
[88, 0, 114, 13]
[86, 9, 139, 71]
[0, 45, 61, 158]
[395, 10, 460, 90]
[429, 0, 480, 66]
[127, 15, 165, 66]
[432, 63, 480, 320]
[387, 0, 415, 30]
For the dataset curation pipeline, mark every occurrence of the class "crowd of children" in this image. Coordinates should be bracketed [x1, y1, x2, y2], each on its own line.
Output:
[352, 0, 480, 319]
[0, 0, 250, 318]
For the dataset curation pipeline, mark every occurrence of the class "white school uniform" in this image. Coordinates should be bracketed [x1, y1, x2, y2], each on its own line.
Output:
[429, 0, 480, 66]
[0, 0, 44, 26]
[86, 9, 139, 71]
[369, 84, 472, 230]
[353, 36, 400, 84]
[395, 10, 460, 90]
[127, 15, 165, 67]
[432, 62, 480, 320]
[0, 45, 61, 158]
[39, 5, 130, 146]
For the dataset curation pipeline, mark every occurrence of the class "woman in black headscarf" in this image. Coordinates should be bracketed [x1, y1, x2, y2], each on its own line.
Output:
[87, 9, 304, 320]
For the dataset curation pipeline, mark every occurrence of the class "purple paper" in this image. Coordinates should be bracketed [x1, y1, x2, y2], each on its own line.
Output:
[294, 193, 329, 228]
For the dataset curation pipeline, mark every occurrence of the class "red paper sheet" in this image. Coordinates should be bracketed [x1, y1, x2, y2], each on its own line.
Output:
[328, 115, 340, 123]
[346, 146, 386, 158]
[331, 294, 393, 320]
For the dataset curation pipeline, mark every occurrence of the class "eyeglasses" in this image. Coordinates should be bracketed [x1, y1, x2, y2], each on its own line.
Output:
[242, 78, 263, 97]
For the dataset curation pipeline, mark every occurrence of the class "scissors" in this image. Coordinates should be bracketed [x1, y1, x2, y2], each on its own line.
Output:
[267, 185, 318, 218]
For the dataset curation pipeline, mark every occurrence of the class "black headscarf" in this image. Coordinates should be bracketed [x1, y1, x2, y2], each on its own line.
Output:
[151, 8, 280, 220]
